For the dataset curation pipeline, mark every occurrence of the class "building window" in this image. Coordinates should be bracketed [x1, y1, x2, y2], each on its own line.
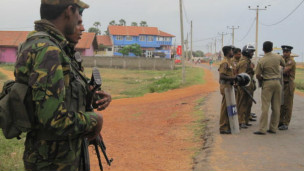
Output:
[116, 36, 123, 41]
[165, 37, 171, 41]
[140, 36, 146, 41]
[126, 36, 133, 41]
[147, 36, 154, 42]
[114, 46, 122, 52]
[108, 48, 112, 51]
[158, 36, 164, 41]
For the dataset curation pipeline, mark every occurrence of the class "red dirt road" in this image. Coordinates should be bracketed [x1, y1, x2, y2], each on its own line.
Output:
[90, 68, 218, 171]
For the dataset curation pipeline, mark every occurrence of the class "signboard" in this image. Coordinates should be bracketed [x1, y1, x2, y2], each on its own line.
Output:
[176, 45, 182, 55]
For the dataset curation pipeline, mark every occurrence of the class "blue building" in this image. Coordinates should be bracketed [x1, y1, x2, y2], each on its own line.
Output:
[107, 25, 175, 58]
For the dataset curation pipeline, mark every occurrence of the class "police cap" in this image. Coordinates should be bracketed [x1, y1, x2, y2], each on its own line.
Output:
[281, 45, 293, 52]
[41, 0, 89, 8]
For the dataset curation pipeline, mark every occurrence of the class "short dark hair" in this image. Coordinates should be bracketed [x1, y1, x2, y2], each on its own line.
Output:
[40, 4, 78, 20]
[263, 41, 273, 53]
[233, 48, 241, 54]
[222, 46, 232, 56]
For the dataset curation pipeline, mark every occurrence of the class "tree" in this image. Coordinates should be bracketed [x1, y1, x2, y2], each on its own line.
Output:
[119, 44, 142, 56]
[88, 27, 101, 35]
[140, 21, 148, 27]
[119, 19, 126, 26]
[88, 21, 102, 35]
[193, 50, 205, 57]
[131, 22, 138, 26]
[109, 20, 116, 25]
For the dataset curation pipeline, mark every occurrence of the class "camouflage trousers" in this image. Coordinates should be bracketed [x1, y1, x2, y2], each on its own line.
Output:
[23, 133, 85, 171]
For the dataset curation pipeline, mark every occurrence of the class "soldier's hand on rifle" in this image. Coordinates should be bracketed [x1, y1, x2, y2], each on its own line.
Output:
[86, 114, 103, 141]
[93, 90, 112, 111]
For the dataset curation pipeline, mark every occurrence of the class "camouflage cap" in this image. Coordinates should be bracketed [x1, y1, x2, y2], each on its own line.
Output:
[41, 0, 89, 8]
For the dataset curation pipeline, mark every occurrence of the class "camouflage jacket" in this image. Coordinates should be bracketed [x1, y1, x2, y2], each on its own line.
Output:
[15, 20, 97, 170]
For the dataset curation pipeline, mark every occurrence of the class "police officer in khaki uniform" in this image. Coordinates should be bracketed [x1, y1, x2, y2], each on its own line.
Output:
[218, 46, 236, 134]
[232, 48, 242, 74]
[236, 45, 256, 129]
[279, 45, 296, 130]
[254, 41, 285, 135]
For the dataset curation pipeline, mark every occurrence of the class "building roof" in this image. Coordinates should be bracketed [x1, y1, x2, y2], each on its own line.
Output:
[159, 30, 175, 37]
[108, 25, 175, 37]
[0, 31, 30, 47]
[97, 35, 112, 46]
[75, 32, 98, 49]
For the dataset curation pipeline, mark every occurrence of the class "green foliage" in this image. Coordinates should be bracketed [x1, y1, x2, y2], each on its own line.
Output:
[131, 22, 138, 26]
[109, 20, 116, 25]
[119, 19, 126, 26]
[193, 50, 205, 57]
[119, 44, 143, 56]
[295, 68, 304, 90]
[98, 44, 107, 51]
[88, 27, 101, 35]
[140, 21, 148, 27]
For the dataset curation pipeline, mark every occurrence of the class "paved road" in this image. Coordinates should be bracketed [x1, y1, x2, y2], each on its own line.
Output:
[193, 64, 304, 171]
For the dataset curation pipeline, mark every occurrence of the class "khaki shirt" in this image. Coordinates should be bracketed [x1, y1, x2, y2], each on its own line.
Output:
[231, 57, 240, 74]
[236, 56, 255, 78]
[256, 52, 285, 80]
[283, 56, 296, 82]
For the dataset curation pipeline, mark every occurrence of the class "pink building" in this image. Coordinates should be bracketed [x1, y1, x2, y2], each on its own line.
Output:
[0, 31, 97, 63]
[0, 31, 29, 63]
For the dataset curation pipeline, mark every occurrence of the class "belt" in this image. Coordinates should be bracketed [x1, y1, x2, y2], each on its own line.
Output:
[263, 78, 280, 81]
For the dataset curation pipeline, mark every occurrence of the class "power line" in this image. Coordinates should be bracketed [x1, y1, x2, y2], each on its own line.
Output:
[182, 0, 191, 25]
[260, 0, 304, 26]
[237, 17, 256, 42]
[193, 36, 219, 43]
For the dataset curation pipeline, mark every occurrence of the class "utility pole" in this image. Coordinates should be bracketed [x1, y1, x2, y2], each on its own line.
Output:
[214, 38, 217, 54]
[179, 0, 185, 84]
[191, 21, 193, 59]
[218, 32, 228, 50]
[227, 26, 239, 46]
[249, 5, 267, 59]
[185, 33, 189, 60]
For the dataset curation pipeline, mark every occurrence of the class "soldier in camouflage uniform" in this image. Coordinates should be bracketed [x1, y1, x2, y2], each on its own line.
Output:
[236, 45, 256, 129]
[14, 1, 111, 170]
[218, 46, 236, 134]
[279, 45, 296, 130]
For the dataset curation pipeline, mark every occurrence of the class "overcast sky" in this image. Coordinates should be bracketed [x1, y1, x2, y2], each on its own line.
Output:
[1, 0, 304, 61]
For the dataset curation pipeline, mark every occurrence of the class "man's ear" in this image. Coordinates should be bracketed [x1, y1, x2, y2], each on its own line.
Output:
[64, 5, 74, 19]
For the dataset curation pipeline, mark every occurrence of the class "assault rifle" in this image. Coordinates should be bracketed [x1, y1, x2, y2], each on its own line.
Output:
[83, 67, 113, 171]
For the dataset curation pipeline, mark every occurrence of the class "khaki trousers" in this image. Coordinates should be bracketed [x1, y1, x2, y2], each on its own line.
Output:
[219, 85, 230, 131]
[237, 83, 254, 124]
[280, 81, 295, 126]
[258, 80, 281, 133]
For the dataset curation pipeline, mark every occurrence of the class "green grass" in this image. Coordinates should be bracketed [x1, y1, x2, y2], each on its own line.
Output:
[295, 68, 304, 90]
[0, 64, 14, 71]
[84, 66, 205, 99]
[187, 97, 206, 160]
[0, 133, 25, 171]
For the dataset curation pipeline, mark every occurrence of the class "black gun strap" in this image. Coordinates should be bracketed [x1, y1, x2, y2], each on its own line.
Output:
[81, 139, 90, 171]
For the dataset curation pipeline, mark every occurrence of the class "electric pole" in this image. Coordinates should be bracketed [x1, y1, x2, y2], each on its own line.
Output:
[249, 5, 267, 59]
[227, 26, 239, 46]
[185, 33, 189, 60]
[218, 32, 228, 50]
[214, 38, 217, 54]
[191, 21, 193, 59]
[179, 0, 185, 84]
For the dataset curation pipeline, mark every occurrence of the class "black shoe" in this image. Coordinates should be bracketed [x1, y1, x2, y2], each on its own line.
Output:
[251, 113, 257, 118]
[220, 130, 231, 134]
[249, 118, 257, 122]
[278, 123, 283, 128]
[246, 123, 252, 126]
[240, 123, 248, 129]
[253, 131, 266, 135]
[267, 130, 276, 134]
[278, 125, 288, 130]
